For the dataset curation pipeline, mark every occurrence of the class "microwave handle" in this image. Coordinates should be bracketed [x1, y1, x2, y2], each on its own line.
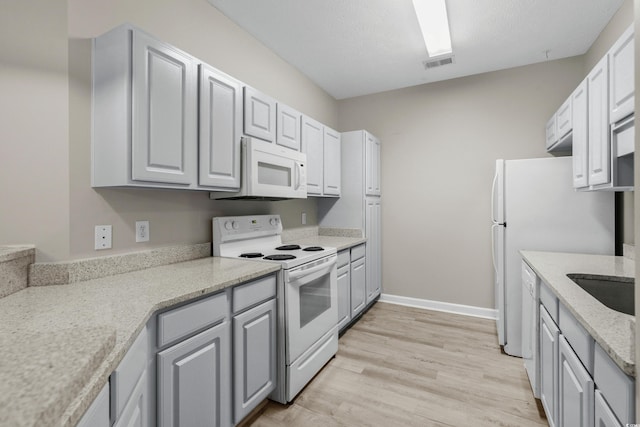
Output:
[294, 162, 302, 190]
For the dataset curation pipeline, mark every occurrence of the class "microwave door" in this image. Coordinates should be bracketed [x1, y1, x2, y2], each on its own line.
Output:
[248, 148, 307, 198]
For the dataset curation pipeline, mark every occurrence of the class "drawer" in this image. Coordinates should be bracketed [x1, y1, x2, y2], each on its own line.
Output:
[559, 303, 594, 375]
[158, 291, 228, 348]
[539, 280, 558, 323]
[594, 343, 635, 423]
[350, 244, 365, 262]
[232, 274, 276, 314]
[337, 249, 350, 269]
[111, 326, 148, 421]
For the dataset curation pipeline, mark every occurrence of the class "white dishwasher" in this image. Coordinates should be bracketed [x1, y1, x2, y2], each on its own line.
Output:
[521, 260, 539, 398]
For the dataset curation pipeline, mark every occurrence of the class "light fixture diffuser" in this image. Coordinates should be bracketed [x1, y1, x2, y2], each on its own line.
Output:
[412, 0, 452, 57]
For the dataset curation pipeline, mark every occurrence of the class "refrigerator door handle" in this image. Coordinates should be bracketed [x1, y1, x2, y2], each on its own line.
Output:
[491, 223, 500, 274]
[491, 169, 498, 223]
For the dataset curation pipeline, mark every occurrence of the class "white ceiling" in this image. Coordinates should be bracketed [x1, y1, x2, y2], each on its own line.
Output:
[208, 0, 624, 100]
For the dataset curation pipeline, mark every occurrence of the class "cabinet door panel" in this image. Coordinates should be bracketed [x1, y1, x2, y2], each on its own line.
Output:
[323, 127, 341, 196]
[301, 116, 324, 195]
[276, 104, 301, 151]
[546, 115, 557, 150]
[609, 26, 634, 124]
[199, 65, 242, 189]
[157, 322, 231, 427]
[132, 31, 197, 185]
[350, 256, 366, 317]
[233, 299, 277, 423]
[114, 369, 147, 427]
[337, 264, 351, 331]
[595, 390, 623, 427]
[365, 133, 381, 196]
[588, 56, 610, 186]
[244, 87, 276, 142]
[539, 305, 558, 427]
[558, 335, 594, 427]
[365, 198, 382, 303]
[572, 80, 589, 189]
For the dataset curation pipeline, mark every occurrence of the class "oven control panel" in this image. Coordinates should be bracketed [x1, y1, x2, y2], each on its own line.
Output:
[213, 215, 283, 252]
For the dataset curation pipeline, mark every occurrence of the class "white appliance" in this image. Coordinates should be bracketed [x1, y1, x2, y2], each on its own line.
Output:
[210, 137, 307, 200]
[521, 260, 539, 397]
[491, 157, 614, 358]
[213, 215, 338, 403]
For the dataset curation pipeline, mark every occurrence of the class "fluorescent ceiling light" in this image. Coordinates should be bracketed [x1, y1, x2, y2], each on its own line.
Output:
[412, 0, 452, 57]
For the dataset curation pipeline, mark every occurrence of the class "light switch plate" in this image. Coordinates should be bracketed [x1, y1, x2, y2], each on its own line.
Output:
[95, 225, 112, 250]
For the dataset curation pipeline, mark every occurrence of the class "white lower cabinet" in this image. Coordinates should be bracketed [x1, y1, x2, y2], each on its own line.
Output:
[539, 305, 559, 427]
[365, 198, 382, 303]
[350, 249, 366, 319]
[157, 321, 231, 427]
[595, 390, 623, 427]
[337, 251, 351, 331]
[558, 335, 594, 427]
[233, 298, 277, 423]
[114, 369, 148, 427]
[77, 382, 111, 427]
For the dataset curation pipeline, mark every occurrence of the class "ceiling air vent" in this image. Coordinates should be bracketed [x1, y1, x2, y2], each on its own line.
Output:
[423, 55, 454, 70]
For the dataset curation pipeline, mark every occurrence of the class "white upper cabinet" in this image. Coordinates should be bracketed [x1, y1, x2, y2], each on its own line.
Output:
[93, 25, 199, 189]
[545, 115, 557, 150]
[323, 126, 341, 196]
[276, 103, 301, 151]
[365, 132, 381, 196]
[587, 55, 610, 187]
[556, 98, 572, 140]
[609, 26, 634, 124]
[572, 80, 589, 189]
[301, 115, 324, 195]
[244, 86, 276, 142]
[198, 65, 242, 190]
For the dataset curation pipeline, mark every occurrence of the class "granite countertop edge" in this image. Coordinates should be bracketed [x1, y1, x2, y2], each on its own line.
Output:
[284, 235, 367, 251]
[520, 250, 635, 377]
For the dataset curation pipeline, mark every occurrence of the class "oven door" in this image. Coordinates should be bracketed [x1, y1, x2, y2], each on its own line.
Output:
[245, 137, 307, 199]
[284, 254, 338, 364]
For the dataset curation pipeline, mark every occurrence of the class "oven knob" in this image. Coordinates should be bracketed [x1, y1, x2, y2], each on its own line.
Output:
[232, 221, 239, 230]
[270, 217, 278, 226]
[224, 221, 233, 231]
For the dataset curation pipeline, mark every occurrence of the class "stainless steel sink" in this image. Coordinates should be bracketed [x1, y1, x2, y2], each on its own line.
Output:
[566, 274, 634, 316]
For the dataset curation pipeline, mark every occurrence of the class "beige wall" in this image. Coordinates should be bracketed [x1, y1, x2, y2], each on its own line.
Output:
[0, 0, 70, 261]
[337, 58, 585, 308]
[2, 0, 338, 261]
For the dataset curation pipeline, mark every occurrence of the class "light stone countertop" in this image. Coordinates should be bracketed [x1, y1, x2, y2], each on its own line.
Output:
[0, 245, 35, 263]
[0, 257, 280, 427]
[520, 251, 635, 376]
[284, 235, 366, 252]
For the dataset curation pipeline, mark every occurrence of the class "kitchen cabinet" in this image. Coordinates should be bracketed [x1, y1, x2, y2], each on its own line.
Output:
[276, 103, 302, 151]
[365, 133, 381, 196]
[198, 64, 243, 190]
[609, 26, 634, 124]
[244, 86, 276, 142]
[539, 305, 559, 427]
[114, 369, 148, 427]
[337, 250, 351, 331]
[545, 115, 558, 151]
[558, 335, 594, 427]
[301, 115, 324, 195]
[350, 245, 367, 318]
[77, 383, 110, 427]
[323, 126, 341, 196]
[587, 55, 610, 187]
[232, 276, 277, 424]
[571, 80, 589, 189]
[93, 25, 198, 189]
[157, 321, 231, 427]
[365, 197, 382, 303]
[546, 99, 573, 153]
[595, 390, 623, 427]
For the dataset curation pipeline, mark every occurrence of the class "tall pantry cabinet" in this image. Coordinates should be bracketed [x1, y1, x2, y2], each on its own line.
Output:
[318, 130, 382, 304]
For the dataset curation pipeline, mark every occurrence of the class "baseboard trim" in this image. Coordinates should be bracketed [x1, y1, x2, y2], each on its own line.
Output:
[379, 293, 498, 320]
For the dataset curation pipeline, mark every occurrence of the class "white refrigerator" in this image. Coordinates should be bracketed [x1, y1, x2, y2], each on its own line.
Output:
[491, 157, 614, 357]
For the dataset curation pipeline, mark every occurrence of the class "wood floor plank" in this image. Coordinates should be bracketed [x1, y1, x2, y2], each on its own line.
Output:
[248, 302, 547, 427]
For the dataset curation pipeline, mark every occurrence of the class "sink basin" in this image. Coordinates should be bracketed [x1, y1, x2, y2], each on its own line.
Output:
[566, 274, 634, 316]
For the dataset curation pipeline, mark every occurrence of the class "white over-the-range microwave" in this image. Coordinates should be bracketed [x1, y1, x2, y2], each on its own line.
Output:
[210, 137, 307, 200]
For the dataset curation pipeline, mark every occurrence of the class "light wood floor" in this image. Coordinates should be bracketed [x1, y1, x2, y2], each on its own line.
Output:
[248, 302, 547, 427]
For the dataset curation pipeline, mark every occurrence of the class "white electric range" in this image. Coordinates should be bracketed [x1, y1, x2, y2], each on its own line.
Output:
[213, 215, 338, 403]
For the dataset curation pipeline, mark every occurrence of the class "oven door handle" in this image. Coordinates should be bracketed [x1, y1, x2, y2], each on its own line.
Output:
[286, 256, 336, 283]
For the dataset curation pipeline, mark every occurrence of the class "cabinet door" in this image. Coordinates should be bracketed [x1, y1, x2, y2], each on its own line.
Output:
[157, 321, 231, 427]
[540, 305, 559, 427]
[114, 369, 148, 427]
[556, 98, 572, 140]
[365, 198, 382, 303]
[323, 127, 341, 196]
[609, 26, 634, 124]
[595, 390, 623, 427]
[587, 56, 611, 186]
[233, 299, 277, 423]
[244, 87, 276, 142]
[558, 335, 594, 427]
[301, 116, 324, 195]
[132, 30, 197, 185]
[572, 80, 589, 189]
[337, 264, 351, 331]
[545, 115, 558, 150]
[276, 103, 301, 151]
[77, 382, 110, 427]
[198, 64, 242, 189]
[350, 256, 366, 317]
[365, 133, 381, 196]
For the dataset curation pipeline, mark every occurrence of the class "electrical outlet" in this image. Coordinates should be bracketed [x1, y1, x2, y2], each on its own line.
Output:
[95, 225, 112, 250]
[301, 212, 307, 225]
[136, 221, 149, 243]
